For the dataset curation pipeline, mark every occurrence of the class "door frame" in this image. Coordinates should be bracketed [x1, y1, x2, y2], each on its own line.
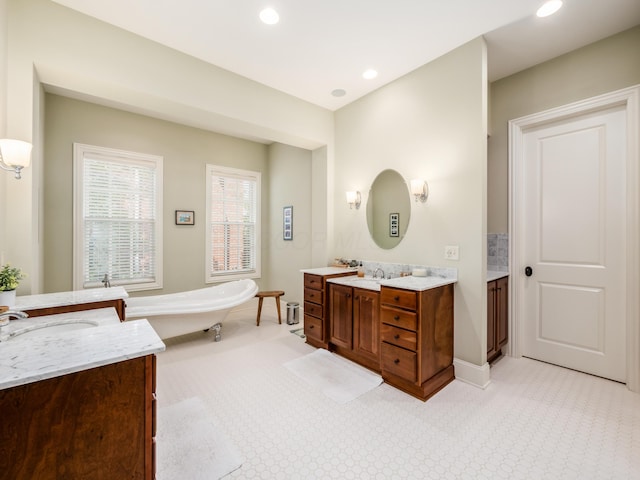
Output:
[508, 85, 640, 392]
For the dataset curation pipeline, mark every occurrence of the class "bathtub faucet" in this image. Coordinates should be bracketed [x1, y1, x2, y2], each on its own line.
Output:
[102, 273, 111, 288]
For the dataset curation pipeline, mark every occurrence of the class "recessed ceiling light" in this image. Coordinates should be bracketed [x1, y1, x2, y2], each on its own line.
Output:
[259, 7, 279, 25]
[536, 0, 563, 18]
[362, 69, 378, 80]
[331, 89, 346, 97]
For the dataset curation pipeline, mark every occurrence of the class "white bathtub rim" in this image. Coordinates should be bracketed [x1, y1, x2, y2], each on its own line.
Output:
[126, 279, 259, 318]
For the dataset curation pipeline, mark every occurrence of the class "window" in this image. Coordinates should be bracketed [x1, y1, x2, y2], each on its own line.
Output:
[206, 164, 260, 282]
[73, 143, 163, 291]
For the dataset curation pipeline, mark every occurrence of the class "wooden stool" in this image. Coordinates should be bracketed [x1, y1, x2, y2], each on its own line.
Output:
[255, 290, 285, 326]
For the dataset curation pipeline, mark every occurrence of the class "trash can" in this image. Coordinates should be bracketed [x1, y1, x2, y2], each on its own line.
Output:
[286, 302, 300, 325]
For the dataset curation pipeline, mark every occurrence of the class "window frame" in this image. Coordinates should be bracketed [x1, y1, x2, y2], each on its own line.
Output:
[205, 164, 261, 283]
[73, 143, 164, 292]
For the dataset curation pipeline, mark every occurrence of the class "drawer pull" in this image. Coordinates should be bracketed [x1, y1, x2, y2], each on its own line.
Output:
[394, 295, 400, 301]
[394, 359, 400, 364]
[309, 293, 315, 298]
[309, 325, 314, 329]
[394, 315, 400, 321]
[394, 334, 400, 340]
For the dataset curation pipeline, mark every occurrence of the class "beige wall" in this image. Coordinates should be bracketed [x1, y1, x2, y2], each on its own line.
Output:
[0, 0, 7, 265]
[44, 94, 272, 295]
[488, 26, 640, 233]
[333, 38, 489, 366]
[267, 143, 313, 304]
[5, 0, 333, 294]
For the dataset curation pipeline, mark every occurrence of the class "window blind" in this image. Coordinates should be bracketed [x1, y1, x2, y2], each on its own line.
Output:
[207, 166, 259, 279]
[74, 144, 162, 290]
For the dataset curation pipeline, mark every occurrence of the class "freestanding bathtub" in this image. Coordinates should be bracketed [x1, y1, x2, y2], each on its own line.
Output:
[125, 279, 258, 340]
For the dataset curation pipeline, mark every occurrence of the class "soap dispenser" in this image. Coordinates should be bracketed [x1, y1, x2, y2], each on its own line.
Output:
[357, 262, 364, 278]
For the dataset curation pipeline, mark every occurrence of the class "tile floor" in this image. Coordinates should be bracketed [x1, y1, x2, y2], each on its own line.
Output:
[156, 302, 640, 479]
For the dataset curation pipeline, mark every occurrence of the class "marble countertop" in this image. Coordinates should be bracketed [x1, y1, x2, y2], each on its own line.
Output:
[0, 308, 165, 390]
[15, 286, 129, 311]
[300, 266, 358, 276]
[487, 270, 509, 282]
[328, 274, 457, 292]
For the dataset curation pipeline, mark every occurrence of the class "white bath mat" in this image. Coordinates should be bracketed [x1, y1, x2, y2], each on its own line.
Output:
[283, 349, 383, 404]
[156, 397, 243, 479]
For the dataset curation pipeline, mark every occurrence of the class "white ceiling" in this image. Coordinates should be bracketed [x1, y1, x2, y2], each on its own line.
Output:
[52, 0, 640, 111]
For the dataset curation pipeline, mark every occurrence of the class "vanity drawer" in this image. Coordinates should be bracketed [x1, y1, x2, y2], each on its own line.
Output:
[304, 301, 323, 318]
[304, 287, 323, 305]
[381, 323, 417, 351]
[380, 306, 417, 331]
[381, 343, 417, 382]
[304, 274, 323, 290]
[304, 314, 324, 342]
[381, 287, 417, 311]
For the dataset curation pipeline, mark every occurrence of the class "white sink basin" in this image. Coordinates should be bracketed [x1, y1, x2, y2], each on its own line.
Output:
[336, 277, 384, 290]
[3, 319, 99, 341]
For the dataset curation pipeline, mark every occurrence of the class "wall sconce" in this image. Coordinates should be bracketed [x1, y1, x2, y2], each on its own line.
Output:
[410, 179, 428, 203]
[0, 139, 32, 180]
[346, 191, 361, 209]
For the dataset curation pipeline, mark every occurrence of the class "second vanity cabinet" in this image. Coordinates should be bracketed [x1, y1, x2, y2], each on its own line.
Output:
[380, 284, 454, 401]
[329, 284, 380, 371]
[303, 268, 456, 402]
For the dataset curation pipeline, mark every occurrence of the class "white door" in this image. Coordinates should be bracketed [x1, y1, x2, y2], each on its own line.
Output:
[521, 105, 626, 382]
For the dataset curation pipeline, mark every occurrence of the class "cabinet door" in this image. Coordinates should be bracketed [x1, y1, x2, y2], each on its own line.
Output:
[496, 276, 509, 348]
[329, 284, 353, 349]
[353, 288, 380, 363]
[487, 281, 497, 358]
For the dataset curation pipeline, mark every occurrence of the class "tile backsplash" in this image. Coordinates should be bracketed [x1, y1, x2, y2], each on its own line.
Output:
[488, 233, 508, 271]
[359, 261, 457, 281]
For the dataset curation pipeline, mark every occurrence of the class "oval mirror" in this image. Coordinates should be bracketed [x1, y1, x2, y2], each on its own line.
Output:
[366, 169, 411, 249]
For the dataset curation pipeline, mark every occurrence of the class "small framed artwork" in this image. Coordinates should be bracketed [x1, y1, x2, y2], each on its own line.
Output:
[175, 210, 195, 225]
[389, 212, 399, 237]
[283, 205, 293, 241]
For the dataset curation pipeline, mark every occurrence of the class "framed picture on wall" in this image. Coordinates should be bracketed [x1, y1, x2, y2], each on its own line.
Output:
[390, 212, 399, 237]
[175, 210, 195, 225]
[283, 205, 293, 240]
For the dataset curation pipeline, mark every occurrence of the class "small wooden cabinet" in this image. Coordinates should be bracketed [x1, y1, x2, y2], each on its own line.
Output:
[0, 355, 157, 479]
[380, 284, 455, 401]
[303, 271, 355, 348]
[487, 276, 509, 363]
[329, 284, 380, 371]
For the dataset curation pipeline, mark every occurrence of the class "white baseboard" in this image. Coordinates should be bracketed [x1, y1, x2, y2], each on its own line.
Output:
[453, 357, 491, 389]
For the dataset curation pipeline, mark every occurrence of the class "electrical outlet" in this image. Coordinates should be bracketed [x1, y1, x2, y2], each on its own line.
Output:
[444, 245, 459, 260]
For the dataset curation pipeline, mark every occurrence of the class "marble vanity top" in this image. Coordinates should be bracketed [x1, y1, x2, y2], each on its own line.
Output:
[487, 270, 509, 282]
[0, 307, 165, 390]
[14, 286, 129, 311]
[328, 274, 457, 292]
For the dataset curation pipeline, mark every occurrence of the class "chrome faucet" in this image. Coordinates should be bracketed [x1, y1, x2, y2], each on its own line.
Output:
[0, 310, 28, 328]
[373, 268, 385, 279]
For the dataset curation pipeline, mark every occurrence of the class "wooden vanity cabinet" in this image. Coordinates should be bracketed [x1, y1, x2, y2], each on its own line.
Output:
[328, 284, 380, 371]
[0, 355, 157, 480]
[303, 271, 355, 348]
[23, 298, 126, 321]
[329, 283, 353, 349]
[487, 276, 509, 363]
[380, 284, 454, 401]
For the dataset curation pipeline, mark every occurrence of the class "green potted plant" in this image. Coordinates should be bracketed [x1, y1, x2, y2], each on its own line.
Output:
[0, 264, 25, 307]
